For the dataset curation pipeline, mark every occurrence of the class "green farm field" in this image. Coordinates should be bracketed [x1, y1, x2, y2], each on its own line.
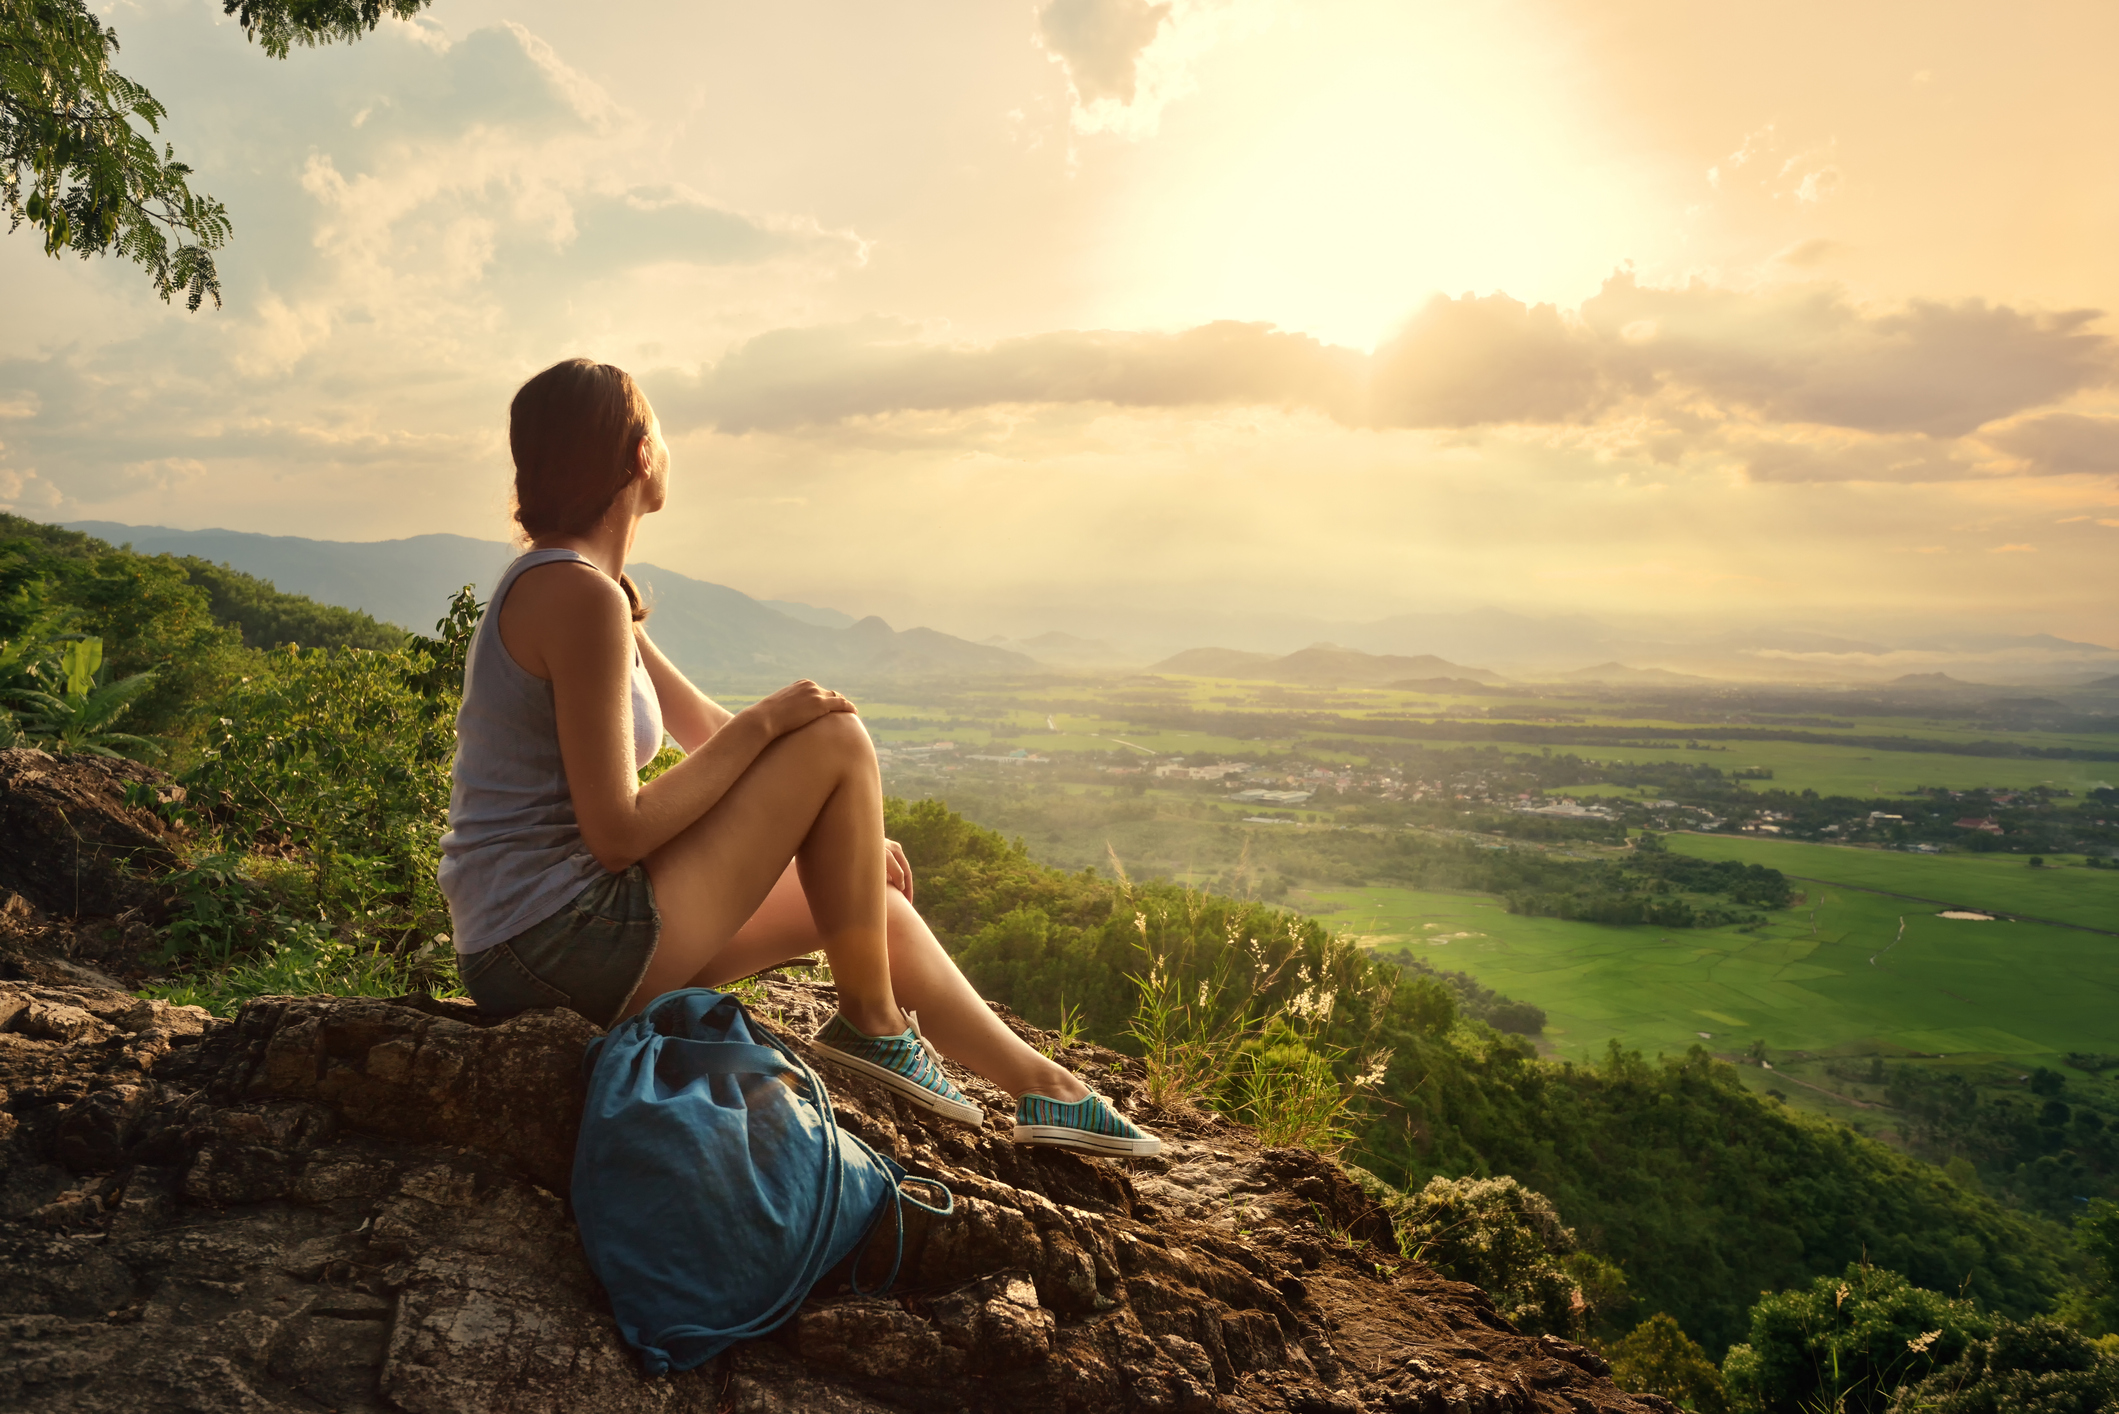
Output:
[1308, 880, 2119, 1087]
[1663, 833, 2119, 933]
[1388, 734, 2114, 797]
[852, 679, 2118, 797]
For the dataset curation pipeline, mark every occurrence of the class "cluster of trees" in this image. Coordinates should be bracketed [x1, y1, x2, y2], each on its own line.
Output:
[1496, 830, 1794, 929]
[909, 769, 1795, 931]
[1877, 1063, 2119, 1217]
[1, 514, 416, 758]
[1369, 948, 1548, 1035]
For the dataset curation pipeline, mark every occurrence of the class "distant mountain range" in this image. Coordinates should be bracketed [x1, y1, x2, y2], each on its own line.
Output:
[1148, 645, 1508, 687]
[63, 522, 2119, 689]
[66, 522, 1028, 685]
[1007, 603, 2119, 686]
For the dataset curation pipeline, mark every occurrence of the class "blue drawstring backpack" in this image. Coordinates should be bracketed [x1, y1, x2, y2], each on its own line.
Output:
[572, 988, 952, 1374]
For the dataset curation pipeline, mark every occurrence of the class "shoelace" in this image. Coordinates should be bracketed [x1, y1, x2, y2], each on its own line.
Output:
[902, 1009, 951, 1078]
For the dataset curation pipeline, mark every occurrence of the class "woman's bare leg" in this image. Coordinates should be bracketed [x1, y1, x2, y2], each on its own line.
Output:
[702, 866, 1089, 1101]
[626, 712, 901, 1035]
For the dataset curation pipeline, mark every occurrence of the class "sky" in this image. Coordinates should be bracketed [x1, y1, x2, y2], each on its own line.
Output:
[4, 0, 2117, 651]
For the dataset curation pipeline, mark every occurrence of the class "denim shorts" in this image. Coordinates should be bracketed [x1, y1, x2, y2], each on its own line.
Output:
[458, 864, 660, 1030]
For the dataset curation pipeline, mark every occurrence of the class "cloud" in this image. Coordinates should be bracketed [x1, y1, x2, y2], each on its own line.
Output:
[0, 15, 865, 521]
[1774, 238, 1845, 268]
[1980, 412, 2119, 475]
[1582, 275, 2110, 436]
[1037, 0, 1171, 105]
[1369, 293, 1611, 427]
[658, 319, 1361, 433]
[661, 276, 2113, 461]
[1740, 434, 1981, 484]
[1035, 0, 1261, 139]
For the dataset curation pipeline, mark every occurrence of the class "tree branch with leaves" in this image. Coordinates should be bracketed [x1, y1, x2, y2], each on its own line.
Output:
[1, 0, 431, 307]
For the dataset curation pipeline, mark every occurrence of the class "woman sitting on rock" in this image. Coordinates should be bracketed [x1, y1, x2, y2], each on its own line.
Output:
[438, 358, 1158, 1158]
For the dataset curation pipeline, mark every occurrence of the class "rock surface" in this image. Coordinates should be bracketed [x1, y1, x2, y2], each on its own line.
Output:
[0, 971, 1676, 1413]
[0, 748, 186, 990]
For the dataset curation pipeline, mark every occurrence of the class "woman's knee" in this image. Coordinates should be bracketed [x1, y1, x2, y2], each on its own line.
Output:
[787, 710, 876, 769]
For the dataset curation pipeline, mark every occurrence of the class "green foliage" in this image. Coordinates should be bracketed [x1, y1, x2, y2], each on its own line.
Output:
[186, 643, 452, 902]
[143, 927, 447, 1016]
[1883, 1065, 2119, 1219]
[5, 0, 435, 300]
[1884, 1316, 2119, 1414]
[1372, 948, 1541, 1034]
[1369, 1037, 2067, 1355]
[0, 0, 228, 306]
[890, 795, 2073, 1355]
[142, 847, 458, 1015]
[1388, 1174, 1594, 1336]
[1499, 843, 1789, 928]
[1603, 1313, 1731, 1414]
[1104, 873, 1390, 1152]
[2055, 1201, 2119, 1339]
[1222, 1015, 1364, 1153]
[7, 634, 160, 758]
[154, 849, 330, 968]
[1, 517, 252, 742]
[175, 558, 407, 651]
[638, 742, 683, 784]
[1123, 932, 1239, 1111]
[403, 585, 480, 700]
[1721, 1264, 1988, 1414]
[220, 0, 433, 59]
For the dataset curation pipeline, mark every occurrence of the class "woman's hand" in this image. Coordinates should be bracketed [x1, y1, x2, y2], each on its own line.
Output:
[885, 838, 914, 902]
[741, 679, 857, 740]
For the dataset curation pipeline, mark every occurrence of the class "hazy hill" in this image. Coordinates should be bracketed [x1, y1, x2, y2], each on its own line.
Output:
[1150, 647, 1281, 677]
[1070, 602, 2119, 686]
[1149, 642, 1505, 686]
[1549, 662, 1712, 686]
[978, 630, 1139, 670]
[1889, 672, 1977, 688]
[63, 522, 1029, 685]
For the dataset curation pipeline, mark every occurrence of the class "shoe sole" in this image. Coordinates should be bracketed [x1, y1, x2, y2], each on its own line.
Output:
[813, 1045, 986, 1127]
[1012, 1124, 1162, 1157]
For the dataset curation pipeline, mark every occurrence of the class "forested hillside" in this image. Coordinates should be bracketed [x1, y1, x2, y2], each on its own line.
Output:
[885, 798, 2074, 1354]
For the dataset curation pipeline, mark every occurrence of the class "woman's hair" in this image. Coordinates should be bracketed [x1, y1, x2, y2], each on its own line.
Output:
[510, 358, 653, 621]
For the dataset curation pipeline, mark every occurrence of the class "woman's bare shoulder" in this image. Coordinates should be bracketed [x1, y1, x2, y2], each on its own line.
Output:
[497, 559, 630, 678]
[509, 558, 628, 617]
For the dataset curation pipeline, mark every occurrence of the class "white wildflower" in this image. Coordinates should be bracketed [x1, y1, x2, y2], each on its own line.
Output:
[1354, 1049, 1395, 1089]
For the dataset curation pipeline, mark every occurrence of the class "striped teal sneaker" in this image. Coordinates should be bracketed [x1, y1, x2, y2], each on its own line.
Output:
[1012, 1091, 1162, 1157]
[811, 1010, 984, 1127]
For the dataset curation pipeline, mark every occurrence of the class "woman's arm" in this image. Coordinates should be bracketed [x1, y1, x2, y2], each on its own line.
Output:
[502, 561, 852, 872]
[635, 627, 729, 753]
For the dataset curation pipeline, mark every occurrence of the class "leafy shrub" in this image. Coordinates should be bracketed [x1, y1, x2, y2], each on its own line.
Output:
[2056, 1199, 2119, 1339]
[1884, 1317, 2119, 1414]
[1391, 1174, 1594, 1336]
[186, 644, 452, 904]
[1222, 1016, 1361, 1153]
[1602, 1313, 1730, 1413]
[9, 636, 160, 758]
[1721, 1264, 1988, 1414]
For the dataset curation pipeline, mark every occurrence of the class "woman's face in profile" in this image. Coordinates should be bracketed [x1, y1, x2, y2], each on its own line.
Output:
[641, 413, 672, 513]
